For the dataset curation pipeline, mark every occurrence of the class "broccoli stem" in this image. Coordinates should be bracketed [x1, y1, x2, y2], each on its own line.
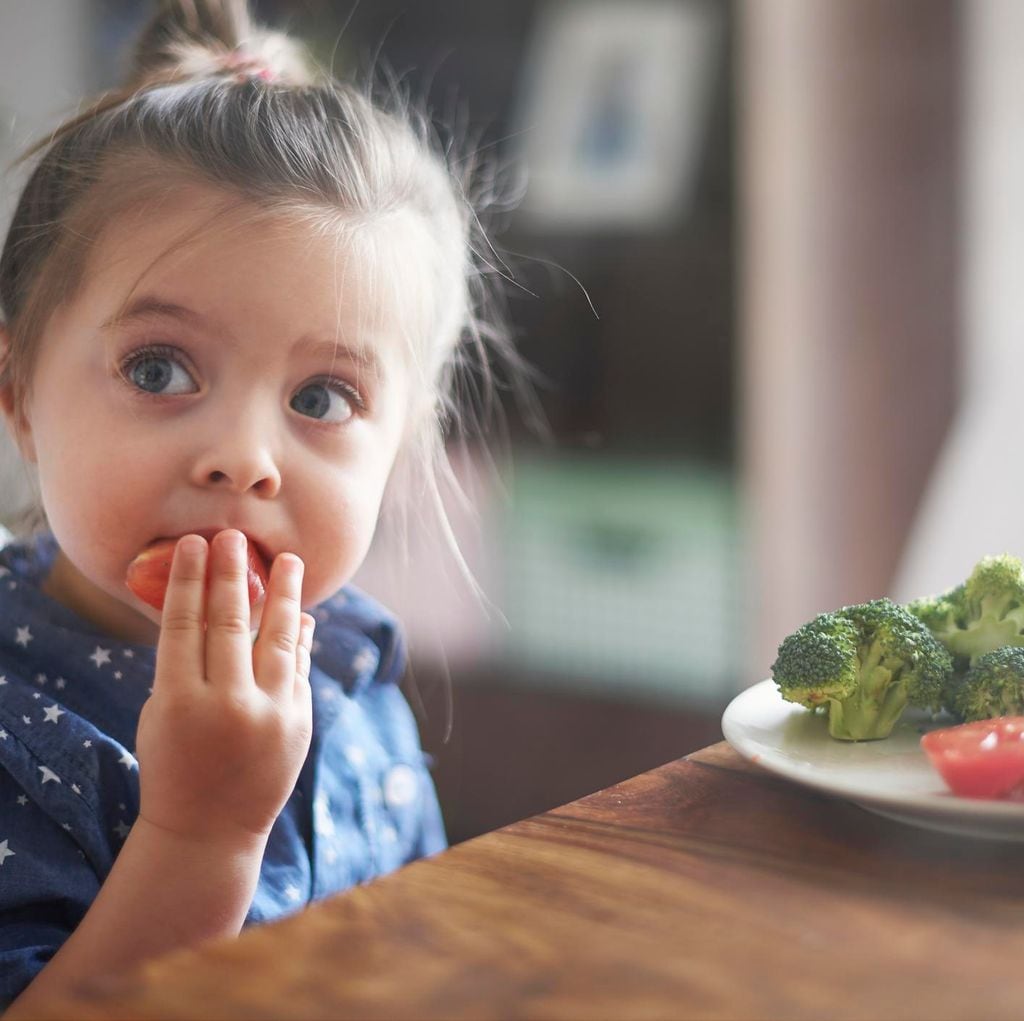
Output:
[944, 612, 1024, 660]
[827, 665, 909, 741]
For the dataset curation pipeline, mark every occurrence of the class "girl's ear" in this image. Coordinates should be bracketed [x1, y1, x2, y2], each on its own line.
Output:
[0, 326, 37, 464]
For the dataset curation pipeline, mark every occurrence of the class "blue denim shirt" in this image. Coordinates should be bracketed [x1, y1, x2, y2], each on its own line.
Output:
[0, 533, 446, 1006]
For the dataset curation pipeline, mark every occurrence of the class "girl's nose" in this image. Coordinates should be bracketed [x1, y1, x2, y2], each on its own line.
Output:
[190, 430, 282, 497]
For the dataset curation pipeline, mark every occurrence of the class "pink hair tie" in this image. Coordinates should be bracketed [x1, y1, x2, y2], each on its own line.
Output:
[217, 49, 277, 84]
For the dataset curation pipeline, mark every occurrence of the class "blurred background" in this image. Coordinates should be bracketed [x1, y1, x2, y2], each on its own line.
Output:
[2, 0, 1013, 844]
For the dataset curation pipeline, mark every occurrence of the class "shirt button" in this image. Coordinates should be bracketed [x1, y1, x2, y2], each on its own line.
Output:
[314, 795, 335, 836]
[383, 764, 418, 809]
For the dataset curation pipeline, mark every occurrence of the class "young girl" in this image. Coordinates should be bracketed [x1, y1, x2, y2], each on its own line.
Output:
[0, 0, 506, 1010]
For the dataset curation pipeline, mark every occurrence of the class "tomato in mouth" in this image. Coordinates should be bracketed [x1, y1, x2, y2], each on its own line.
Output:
[125, 535, 270, 612]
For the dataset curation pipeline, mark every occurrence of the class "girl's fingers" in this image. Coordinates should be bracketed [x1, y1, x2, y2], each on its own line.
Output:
[295, 612, 315, 694]
[251, 552, 305, 700]
[154, 535, 208, 692]
[204, 530, 257, 692]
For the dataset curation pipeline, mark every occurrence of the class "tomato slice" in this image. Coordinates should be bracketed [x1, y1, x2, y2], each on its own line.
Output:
[125, 536, 269, 612]
[921, 718, 1024, 800]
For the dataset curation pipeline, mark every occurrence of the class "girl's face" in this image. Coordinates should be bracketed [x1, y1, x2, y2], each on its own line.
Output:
[1, 184, 420, 645]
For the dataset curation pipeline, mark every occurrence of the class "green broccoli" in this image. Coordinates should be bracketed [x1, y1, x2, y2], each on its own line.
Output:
[907, 555, 1024, 667]
[905, 584, 964, 643]
[772, 598, 952, 741]
[948, 645, 1024, 722]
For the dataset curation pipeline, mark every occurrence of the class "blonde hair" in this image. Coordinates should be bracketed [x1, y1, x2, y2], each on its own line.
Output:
[0, 0, 530, 587]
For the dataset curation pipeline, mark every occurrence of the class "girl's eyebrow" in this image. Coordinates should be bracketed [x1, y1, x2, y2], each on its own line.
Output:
[101, 296, 202, 332]
[101, 295, 383, 376]
[299, 337, 380, 373]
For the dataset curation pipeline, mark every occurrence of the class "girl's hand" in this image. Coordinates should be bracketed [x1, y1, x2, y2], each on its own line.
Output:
[134, 530, 314, 849]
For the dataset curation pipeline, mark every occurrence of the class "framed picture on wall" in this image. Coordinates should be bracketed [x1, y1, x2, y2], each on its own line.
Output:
[515, 0, 722, 231]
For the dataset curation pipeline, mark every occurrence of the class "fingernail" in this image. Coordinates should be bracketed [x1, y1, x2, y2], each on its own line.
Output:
[281, 553, 304, 578]
[221, 530, 244, 554]
[179, 535, 206, 556]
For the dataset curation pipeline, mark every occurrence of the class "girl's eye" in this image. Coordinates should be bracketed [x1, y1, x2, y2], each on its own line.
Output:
[120, 346, 197, 396]
[290, 379, 362, 424]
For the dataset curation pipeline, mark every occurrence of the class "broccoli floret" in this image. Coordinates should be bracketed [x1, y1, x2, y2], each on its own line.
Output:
[909, 555, 1024, 666]
[772, 598, 952, 741]
[949, 645, 1024, 722]
[771, 613, 860, 710]
[906, 584, 965, 642]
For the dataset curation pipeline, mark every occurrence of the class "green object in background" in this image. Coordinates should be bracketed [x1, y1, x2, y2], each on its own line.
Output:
[499, 455, 747, 707]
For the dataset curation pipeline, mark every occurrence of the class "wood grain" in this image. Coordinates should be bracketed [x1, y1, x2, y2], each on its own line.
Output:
[28, 744, 1024, 1020]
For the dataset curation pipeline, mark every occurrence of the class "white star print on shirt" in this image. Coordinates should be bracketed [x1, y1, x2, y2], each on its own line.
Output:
[118, 751, 137, 770]
[16, 795, 27, 806]
[284, 884, 302, 902]
[89, 647, 111, 668]
[14, 627, 32, 648]
[43, 705, 65, 724]
[38, 766, 60, 784]
[0, 839, 14, 865]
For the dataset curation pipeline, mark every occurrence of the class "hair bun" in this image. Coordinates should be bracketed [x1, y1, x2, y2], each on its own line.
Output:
[128, 0, 317, 89]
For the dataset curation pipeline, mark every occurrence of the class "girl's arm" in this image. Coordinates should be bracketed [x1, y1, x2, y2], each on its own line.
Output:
[7, 532, 314, 1015]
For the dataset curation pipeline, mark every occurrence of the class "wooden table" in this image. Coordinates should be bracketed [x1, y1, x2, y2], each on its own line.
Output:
[32, 742, 1024, 1020]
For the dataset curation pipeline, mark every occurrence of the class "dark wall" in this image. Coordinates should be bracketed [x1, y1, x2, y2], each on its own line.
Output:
[258, 0, 737, 462]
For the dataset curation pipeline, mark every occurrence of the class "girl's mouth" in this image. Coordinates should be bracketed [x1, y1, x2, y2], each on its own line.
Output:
[179, 529, 274, 575]
[125, 532, 271, 611]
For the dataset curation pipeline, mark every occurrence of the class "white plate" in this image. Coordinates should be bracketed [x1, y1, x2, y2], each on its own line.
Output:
[721, 679, 1024, 841]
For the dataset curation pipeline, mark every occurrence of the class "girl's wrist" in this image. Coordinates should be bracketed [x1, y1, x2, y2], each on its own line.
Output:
[130, 812, 270, 866]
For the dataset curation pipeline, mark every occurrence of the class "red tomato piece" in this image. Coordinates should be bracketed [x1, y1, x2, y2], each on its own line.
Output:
[920, 718, 1024, 800]
[125, 536, 269, 611]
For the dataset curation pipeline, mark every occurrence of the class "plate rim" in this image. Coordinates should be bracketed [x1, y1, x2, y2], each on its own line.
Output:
[722, 679, 1024, 823]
